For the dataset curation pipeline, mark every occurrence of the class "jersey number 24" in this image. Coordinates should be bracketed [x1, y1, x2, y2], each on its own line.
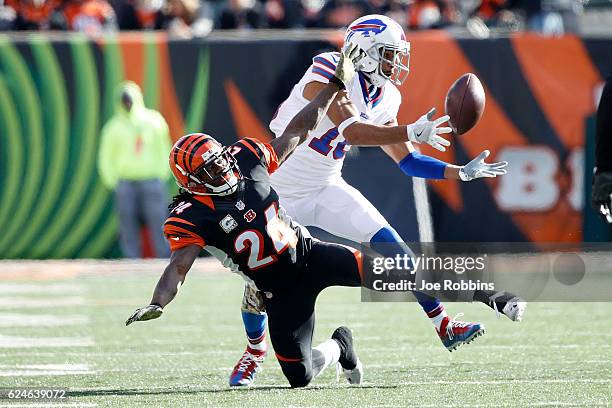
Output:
[234, 204, 297, 270]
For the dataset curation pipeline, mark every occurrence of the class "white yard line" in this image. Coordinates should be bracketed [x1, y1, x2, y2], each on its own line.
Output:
[0, 364, 94, 377]
[0, 404, 97, 408]
[365, 360, 612, 369]
[0, 298, 86, 309]
[358, 343, 610, 352]
[0, 314, 89, 327]
[0, 284, 84, 295]
[0, 335, 94, 348]
[0, 258, 221, 279]
[0, 370, 95, 377]
[370, 378, 612, 386]
[378, 403, 606, 408]
[0, 364, 90, 371]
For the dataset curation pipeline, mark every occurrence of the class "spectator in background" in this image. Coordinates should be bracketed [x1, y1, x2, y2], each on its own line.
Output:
[315, 0, 372, 28]
[265, 0, 305, 28]
[63, 0, 117, 34]
[113, 0, 165, 30]
[159, 0, 213, 37]
[509, 0, 545, 30]
[4, 0, 67, 30]
[98, 81, 172, 259]
[507, 0, 573, 35]
[407, 0, 442, 29]
[473, 0, 507, 24]
[366, 0, 391, 14]
[382, 0, 409, 28]
[0, 1, 16, 30]
[468, 0, 519, 33]
[218, 0, 266, 29]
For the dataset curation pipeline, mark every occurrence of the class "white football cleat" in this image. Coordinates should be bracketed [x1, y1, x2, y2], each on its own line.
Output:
[502, 296, 527, 322]
[332, 326, 363, 385]
[488, 291, 527, 322]
[340, 357, 363, 385]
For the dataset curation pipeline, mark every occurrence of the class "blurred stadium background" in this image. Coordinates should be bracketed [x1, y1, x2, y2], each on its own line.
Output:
[1, 0, 612, 406]
[1, 1, 612, 259]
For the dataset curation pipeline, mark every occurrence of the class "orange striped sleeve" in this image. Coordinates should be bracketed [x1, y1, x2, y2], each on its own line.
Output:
[163, 222, 205, 252]
[240, 137, 280, 174]
[237, 139, 261, 159]
[261, 141, 280, 174]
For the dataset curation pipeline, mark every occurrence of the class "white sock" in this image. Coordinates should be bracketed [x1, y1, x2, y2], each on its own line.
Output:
[430, 308, 448, 331]
[248, 341, 267, 352]
[247, 333, 267, 352]
[312, 339, 341, 378]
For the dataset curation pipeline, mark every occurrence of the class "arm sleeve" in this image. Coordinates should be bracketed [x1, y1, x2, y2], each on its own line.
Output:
[163, 217, 206, 252]
[398, 151, 448, 179]
[236, 138, 280, 174]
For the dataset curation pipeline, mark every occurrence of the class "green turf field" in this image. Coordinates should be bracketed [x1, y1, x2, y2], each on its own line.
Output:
[1, 260, 611, 407]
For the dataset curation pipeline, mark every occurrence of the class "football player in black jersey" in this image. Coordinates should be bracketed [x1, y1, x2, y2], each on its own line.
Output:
[592, 75, 612, 224]
[126, 44, 369, 387]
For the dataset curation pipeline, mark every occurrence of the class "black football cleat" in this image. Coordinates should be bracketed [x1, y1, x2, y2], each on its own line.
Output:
[332, 326, 363, 385]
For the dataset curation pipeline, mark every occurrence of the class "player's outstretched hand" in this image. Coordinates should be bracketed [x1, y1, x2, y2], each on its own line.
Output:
[334, 43, 359, 87]
[125, 304, 163, 326]
[407, 108, 453, 152]
[592, 172, 612, 223]
[459, 150, 507, 181]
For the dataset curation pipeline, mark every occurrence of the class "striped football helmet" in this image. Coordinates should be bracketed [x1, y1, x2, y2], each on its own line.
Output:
[344, 14, 410, 88]
[170, 133, 240, 196]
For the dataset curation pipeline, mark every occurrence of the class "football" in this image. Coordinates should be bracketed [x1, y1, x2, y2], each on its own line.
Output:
[444, 73, 486, 135]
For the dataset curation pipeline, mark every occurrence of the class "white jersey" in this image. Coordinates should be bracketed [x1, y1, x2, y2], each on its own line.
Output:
[269, 51, 402, 196]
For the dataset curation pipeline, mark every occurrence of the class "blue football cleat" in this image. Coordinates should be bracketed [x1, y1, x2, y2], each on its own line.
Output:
[229, 347, 266, 387]
[437, 314, 486, 352]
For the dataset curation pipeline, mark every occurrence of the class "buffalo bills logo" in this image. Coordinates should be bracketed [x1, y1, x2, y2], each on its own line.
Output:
[347, 19, 387, 41]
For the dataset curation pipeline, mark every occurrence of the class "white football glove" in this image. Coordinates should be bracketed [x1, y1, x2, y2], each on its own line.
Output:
[459, 150, 508, 181]
[125, 304, 163, 326]
[406, 108, 453, 152]
[335, 43, 360, 86]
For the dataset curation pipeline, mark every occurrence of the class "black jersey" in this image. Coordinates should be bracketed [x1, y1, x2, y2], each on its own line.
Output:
[163, 138, 311, 290]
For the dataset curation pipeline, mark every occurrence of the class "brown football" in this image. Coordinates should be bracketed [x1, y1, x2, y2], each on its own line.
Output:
[444, 73, 486, 135]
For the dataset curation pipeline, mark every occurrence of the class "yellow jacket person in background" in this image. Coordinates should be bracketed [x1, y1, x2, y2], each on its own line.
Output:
[98, 81, 172, 258]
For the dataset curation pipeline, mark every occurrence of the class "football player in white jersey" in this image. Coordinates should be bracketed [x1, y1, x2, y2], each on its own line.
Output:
[229, 14, 525, 387]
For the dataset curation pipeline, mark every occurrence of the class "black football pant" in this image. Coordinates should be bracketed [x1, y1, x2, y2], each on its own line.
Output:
[262, 241, 362, 388]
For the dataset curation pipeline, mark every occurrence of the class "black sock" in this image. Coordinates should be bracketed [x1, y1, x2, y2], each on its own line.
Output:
[474, 289, 507, 311]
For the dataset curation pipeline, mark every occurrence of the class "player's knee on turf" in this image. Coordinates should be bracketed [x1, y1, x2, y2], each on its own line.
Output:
[281, 361, 314, 388]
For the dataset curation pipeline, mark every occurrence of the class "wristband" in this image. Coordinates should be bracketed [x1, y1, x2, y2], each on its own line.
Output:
[328, 75, 345, 90]
[338, 116, 359, 136]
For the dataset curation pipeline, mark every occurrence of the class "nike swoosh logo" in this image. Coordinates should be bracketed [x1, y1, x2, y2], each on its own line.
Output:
[171, 237, 180, 241]
[416, 130, 423, 138]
